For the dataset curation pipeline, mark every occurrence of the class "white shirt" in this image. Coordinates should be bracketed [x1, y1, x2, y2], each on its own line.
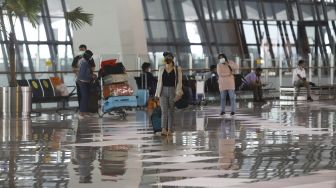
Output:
[293, 67, 306, 84]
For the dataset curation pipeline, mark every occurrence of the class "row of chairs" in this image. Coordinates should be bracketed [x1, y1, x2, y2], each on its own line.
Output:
[17, 78, 77, 115]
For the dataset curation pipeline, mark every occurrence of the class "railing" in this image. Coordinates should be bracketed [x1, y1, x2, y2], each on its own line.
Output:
[0, 52, 335, 88]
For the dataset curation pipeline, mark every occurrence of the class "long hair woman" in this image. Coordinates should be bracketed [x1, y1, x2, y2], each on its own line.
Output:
[155, 52, 183, 136]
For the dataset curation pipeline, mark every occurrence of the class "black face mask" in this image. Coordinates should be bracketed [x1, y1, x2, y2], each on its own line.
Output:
[165, 58, 173, 64]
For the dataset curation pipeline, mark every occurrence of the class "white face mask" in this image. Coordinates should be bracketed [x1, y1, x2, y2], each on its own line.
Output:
[78, 51, 85, 56]
[219, 58, 225, 64]
[148, 68, 151, 72]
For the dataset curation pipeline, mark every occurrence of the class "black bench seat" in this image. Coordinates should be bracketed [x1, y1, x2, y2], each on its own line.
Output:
[17, 78, 77, 115]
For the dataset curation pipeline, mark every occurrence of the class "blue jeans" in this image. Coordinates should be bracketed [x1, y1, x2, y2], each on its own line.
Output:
[220, 90, 236, 113]
[78, 81, 90, 113]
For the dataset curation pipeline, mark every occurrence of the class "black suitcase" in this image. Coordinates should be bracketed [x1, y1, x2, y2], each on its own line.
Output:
[175, 86, 189, 109]
[102, 63, 126, 75]
[87, 79, 100, 113]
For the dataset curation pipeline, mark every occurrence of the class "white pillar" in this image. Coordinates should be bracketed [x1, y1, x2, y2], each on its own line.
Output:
[235, 55, 240, 74]
[308, 53, 312, 82]
[264, 57, 269, 84]
[188, 53, 193, 75]
[205, 56, 209, 70]
[68, 0, 148, 71]
[330, 54, 334, 85]
[318, 54, 322, 86]
[279, 56, 283, 88]
[250, 53, 254, 72]
[137, 55, 141, 76]
[155, 53, 160, 76]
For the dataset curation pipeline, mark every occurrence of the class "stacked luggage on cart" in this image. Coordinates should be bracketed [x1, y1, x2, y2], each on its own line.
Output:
[99, 59, 137, 118]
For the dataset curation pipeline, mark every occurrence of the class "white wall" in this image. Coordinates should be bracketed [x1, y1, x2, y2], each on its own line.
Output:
[67, 0, 148, 70]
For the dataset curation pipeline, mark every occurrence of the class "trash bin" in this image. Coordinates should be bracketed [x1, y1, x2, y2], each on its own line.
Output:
[0, 86, 32, 118]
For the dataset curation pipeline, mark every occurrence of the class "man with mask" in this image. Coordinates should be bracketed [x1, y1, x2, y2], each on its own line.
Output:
[242, 68, 265, 102]
[71, 44, 96, 108]
[77, 50, 94, 118]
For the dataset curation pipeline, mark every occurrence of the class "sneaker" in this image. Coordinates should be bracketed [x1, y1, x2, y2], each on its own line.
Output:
[161, 128, 168, 136]
[220, 112, 225, 116]
[307, 97, 313, 102]
[230, 112, 235, 116]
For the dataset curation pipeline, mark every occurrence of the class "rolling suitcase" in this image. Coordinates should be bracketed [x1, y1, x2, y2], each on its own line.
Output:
[175, 86, 189, 109]
[136, 73, 149, 107]
[88, 79, 100, 113]
[151, 101, 161, 133]
[136, 89, 149, 107]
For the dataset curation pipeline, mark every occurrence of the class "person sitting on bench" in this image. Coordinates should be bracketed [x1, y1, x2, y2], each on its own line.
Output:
[293, 60, 313, 101]
[241, 68, 265, 102]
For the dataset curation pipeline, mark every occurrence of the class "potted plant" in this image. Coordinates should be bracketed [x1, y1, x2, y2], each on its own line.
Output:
[0, 0, 93, 117]
[0, 0, 93, 87]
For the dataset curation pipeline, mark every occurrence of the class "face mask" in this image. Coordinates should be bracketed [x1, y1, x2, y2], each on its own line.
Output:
[219, 58, 225, 64]
[148, 68, 151, 72]
[166, 58, 173, 64]
[78, 51, 85, 56]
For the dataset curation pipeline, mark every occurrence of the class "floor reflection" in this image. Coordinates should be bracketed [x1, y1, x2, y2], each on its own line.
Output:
[0, 100, 335, 187]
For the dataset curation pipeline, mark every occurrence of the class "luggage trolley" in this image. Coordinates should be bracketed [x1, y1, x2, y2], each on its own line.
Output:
[98, 59, 137, 119]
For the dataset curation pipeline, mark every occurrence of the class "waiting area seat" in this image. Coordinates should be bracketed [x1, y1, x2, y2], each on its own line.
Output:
[279, 85, 336, 100]
[17, 77, 77, 115]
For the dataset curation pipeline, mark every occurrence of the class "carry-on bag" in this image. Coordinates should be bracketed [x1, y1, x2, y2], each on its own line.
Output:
[103, 83, 134, 98]
[136, 73, 149, 107]
[88, 81, 100, 113]
[101, 59, 117, 69]
[151, 100, 161, 133]
[103, 74, 128, 85]
[102, 96, 137, 113]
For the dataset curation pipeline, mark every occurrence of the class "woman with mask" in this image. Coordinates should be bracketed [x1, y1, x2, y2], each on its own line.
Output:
[217, 53, 238, 116]
[77, 50, 94, 118]
[155, 52, 183, 136]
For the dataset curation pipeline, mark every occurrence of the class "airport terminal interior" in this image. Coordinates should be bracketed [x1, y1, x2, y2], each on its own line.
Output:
[0, 0, 336, 187]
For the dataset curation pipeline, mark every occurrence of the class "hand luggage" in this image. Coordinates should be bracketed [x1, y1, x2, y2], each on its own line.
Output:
[103, 83, 134, 98]
[136, 89, 149, 107]
[151, 101, 162, 133]
[102, 96, 137, 113]
[175, 86, 189, 109]
[104, 63, 126, 75]
[136, 72, 149, 107]
[88, 80, 100, 113]
[103, 74, 128, 85]
[147, 97, 156, 110]
[101, 59, 117, 68]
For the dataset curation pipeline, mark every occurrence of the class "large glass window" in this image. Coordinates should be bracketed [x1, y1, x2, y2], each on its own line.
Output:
[0, 0, 74, 85]
[244, 1, 260, 19]
[143, 0, 165, 19]
[214, 0, 230, 20]
[143, 0, 336, 69]
[273, 2, 288, 20]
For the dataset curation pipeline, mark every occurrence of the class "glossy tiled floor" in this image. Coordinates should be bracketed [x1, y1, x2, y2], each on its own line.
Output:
[0, 100, 335, 188]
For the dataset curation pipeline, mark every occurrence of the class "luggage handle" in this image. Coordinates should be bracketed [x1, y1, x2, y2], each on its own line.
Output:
[153, 99, 160, 108]
[141, 72, 147, 89]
